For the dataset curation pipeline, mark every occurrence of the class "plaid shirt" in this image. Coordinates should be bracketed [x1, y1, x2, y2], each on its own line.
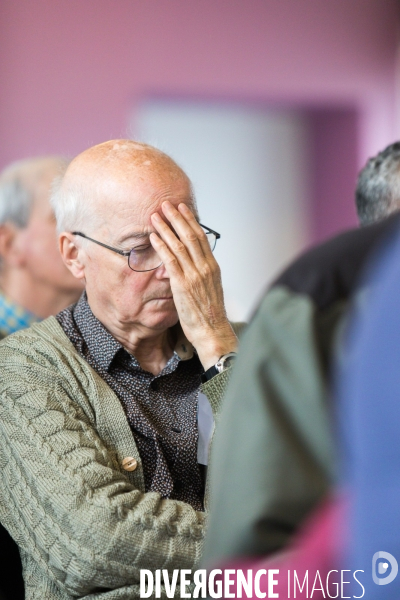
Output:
[0, 292, 40, 338]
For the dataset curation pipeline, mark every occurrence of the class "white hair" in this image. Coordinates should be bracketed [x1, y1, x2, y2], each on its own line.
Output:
[50, 177, 100, 235]
[0, 157, 68, 228]
[0, 160, 35, 227]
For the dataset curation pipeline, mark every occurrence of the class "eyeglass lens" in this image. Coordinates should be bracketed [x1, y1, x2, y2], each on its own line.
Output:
[128, 231, 217, 272]
[205, 232, 217, 251]
[128, 245, 161, 272]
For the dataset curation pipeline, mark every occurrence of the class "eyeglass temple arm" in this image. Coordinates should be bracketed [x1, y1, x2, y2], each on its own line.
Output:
[199, 223, 221, 239]
[73, 226, 220, 251]
[72, 232, 129, 256]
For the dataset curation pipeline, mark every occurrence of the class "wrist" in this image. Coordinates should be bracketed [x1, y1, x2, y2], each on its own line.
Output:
[195, 331, 238, 371]
[201, 352, 237, 383]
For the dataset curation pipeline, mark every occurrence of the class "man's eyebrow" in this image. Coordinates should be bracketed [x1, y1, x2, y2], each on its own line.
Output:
[117, 231, 151, 244]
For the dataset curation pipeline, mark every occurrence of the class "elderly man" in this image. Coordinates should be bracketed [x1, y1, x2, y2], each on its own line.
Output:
[0, 140, 239, 599]
[0, 156, 84, 600]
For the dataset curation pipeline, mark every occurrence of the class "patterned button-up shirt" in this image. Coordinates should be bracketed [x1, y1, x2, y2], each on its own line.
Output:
[56, 293, 206, 511]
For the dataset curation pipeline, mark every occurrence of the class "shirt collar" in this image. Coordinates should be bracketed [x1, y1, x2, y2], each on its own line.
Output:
[73, 292, 122, 371]
[73, 292, 195, 371]
[171, 322, 195, 360]
[0, 291, 41, 337]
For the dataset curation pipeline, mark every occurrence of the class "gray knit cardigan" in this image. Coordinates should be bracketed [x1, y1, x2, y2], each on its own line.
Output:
[0, 317, 233, 599]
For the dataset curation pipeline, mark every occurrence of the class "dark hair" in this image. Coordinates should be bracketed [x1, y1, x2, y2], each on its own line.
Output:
[356, 142, 400, 226]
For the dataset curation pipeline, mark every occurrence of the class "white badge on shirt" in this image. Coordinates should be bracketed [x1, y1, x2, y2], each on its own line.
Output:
[197, 392, 214, 466]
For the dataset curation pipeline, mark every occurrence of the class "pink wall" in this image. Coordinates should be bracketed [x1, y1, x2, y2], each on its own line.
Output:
[309, 109, 359, 243]
[0, 0, 399, 240]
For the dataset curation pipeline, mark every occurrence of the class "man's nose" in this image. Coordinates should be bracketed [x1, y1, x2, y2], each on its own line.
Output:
[154, 263, 170, 279]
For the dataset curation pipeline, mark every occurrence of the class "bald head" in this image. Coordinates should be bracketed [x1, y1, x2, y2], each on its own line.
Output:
[0, 156, 68, 228]
[52, 140, 195, 234]
[69, 140, 188, 181]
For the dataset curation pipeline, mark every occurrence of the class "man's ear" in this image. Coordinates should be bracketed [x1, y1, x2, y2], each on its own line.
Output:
[59, 232, 86, 280]
[0, 223, 25, 267]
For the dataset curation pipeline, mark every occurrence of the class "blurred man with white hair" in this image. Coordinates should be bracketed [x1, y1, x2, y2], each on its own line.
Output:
[0, 140, 239, 599]
[0, 156, 84, 336]
[0, 156, 84, 600]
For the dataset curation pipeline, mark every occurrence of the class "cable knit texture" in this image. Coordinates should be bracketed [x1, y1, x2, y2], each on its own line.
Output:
[0, 317, 234, 599]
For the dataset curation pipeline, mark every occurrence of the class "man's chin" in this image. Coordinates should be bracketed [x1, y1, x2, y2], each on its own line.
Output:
[145, 307, 179, 330]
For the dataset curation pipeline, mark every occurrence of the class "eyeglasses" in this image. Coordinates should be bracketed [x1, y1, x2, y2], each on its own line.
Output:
[72, 224, 220, 272]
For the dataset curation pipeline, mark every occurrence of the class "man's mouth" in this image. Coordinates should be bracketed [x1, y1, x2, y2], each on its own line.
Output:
[149, 295, 174, 301]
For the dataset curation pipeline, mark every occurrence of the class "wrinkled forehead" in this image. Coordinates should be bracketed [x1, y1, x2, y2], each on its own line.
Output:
[107, 175, 191, 219]
[80, 169, 193, 240]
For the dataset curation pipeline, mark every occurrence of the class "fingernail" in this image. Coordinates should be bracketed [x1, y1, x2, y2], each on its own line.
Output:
[152, 213, 161, 221]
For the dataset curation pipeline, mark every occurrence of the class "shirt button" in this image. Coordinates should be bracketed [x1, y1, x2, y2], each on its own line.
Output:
[122, 457, 138, 472]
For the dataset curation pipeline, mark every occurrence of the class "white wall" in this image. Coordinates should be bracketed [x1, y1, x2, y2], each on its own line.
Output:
[134, 101, 310, 320]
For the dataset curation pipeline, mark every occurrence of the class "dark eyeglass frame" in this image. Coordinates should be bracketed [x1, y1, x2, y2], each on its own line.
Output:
[72, 224, 221, 272]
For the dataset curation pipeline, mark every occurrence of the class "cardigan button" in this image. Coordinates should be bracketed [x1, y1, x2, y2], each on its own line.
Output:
[122, 457, 138, 472]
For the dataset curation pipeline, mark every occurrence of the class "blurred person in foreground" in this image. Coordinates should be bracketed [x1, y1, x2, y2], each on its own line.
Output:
[356, 141, 400, 226]
[0, 140, 240, 599]
[337, 223, 400, 600]
[202, 211, 400, 596]
[0, 156, 83, 600]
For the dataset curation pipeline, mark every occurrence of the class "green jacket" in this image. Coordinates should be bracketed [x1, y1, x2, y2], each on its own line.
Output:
[0, 317, 231, 599]
[203, 215, 400, 566]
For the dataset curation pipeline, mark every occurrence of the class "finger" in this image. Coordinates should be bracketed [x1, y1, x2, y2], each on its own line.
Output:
[149, 231, 190, 280]
[177, 203, 215, 258]
[161, 201, 213, 262]
[151, 212, 204, 274]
